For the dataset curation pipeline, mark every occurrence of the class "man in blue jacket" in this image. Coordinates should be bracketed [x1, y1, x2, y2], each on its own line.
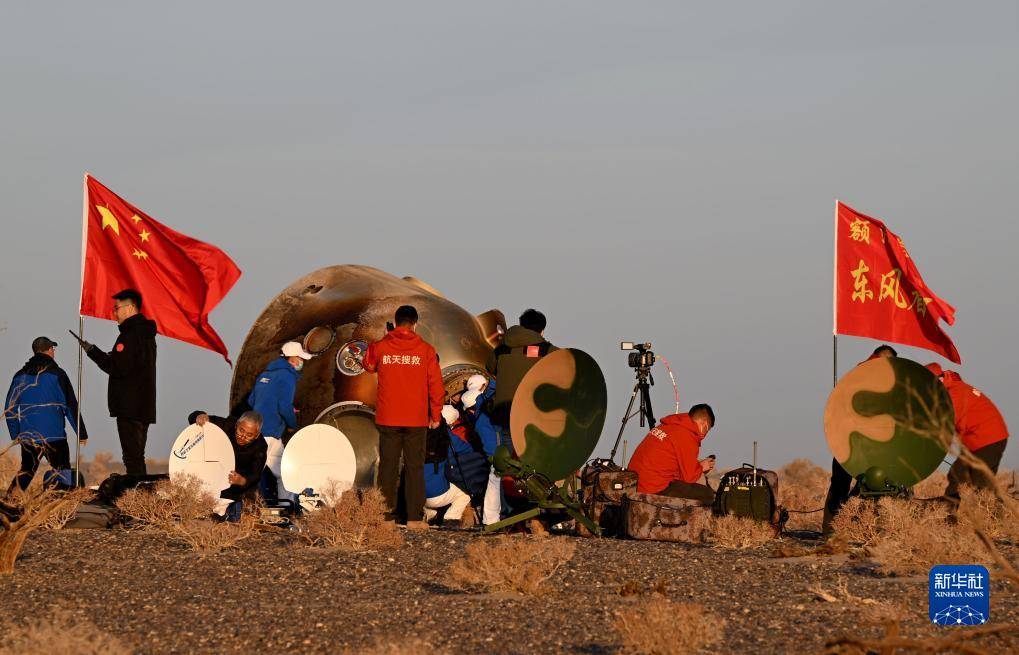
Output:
[5, 337, 88, 492]
[247, 341, 311, 501]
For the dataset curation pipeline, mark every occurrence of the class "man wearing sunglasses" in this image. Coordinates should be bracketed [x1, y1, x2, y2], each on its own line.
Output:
[81, 288, 158, 477]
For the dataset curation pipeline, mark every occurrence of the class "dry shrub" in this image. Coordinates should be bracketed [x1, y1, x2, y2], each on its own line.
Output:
[343, 638, 449, 655]
[912, 470, 947, 499]
[168, 516, 255, 553]
[777, 459, 828, 531]
[707, 514, 775, 549]
[828, 496, 881, 546]
[81, 451, 120, 482]
[448, 535, 576, 595]
[0, 610, 130, 655]
[300, 486, 402, 551]
[114, 475, 216, 529]
[614, 598, 723, 655]
[833, 496, 991, 576]
[957, 486, 1019, 542]
[0, 488, 91, 574]
[41, 489, 91, 529]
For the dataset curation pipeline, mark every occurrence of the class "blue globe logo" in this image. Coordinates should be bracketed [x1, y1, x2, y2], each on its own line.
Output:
[932, 605, 987, 626]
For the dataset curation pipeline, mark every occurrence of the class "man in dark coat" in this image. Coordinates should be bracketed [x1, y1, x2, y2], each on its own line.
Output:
[81, 289, 157, 477]
[189, 409, 268, 517]
[483, 309, 557, 526]
[5, 337, 88, 492]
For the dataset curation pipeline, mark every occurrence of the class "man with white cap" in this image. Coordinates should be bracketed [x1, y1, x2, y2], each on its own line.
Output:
[459, 375, 502, 526]
[247, 341, 312, 502]
[423, 405, 473, 527]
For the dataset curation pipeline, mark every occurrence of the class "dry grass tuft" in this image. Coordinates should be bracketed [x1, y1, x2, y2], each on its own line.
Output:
[342, 638, 449, 655]
[113, 475, 217, 529]
[299, 486, 402, 551]
[0, 609, 130, 654]
[40, 489, 91, 530]
[957, 486, 1019, 542]
[167, 516, 255, 553]
[827, 496, 881, 546]
[707, 514, 775, 549]
[614, 598, 723, 655]
[449, 535, 576, 596]
[831, 496, 992, 576]
[912, 470, 948, 499]
[778, 458, 828, 531]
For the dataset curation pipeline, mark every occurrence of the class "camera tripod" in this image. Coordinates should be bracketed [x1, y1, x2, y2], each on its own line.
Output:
[608, 366, 656, 464]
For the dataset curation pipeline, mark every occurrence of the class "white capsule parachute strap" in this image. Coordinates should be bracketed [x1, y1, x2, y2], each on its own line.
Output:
[660, 356, 680, 414]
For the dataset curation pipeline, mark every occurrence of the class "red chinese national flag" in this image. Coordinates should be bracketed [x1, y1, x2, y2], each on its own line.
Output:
[80, 174, 242, 363]
[834, 201, 959, 363]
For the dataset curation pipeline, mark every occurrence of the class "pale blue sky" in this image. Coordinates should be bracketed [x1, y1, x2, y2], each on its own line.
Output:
[2, 1, 1016, 473]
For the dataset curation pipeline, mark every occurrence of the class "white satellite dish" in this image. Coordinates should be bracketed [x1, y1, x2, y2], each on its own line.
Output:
[281, 424, 357, 497]
[169, 422, 235, 499]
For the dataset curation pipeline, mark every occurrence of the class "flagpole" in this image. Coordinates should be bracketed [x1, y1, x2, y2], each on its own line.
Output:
[75, 173, 89, 487]
[833, 199, 839, 389]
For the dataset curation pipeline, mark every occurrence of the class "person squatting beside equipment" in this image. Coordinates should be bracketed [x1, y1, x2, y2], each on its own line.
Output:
[189, 410, 268, 521]
[926, 363, 1009, 504]
[5, 337, 88, 492]
[822, 344, 897, 535]
[80, 289, 157, 477]
[484, 309, 557, 526]
[423, 405, 473, 527]
[247, 341, 311, 503]
[627, 404, 717, 504]
[362, 305, 445, 530]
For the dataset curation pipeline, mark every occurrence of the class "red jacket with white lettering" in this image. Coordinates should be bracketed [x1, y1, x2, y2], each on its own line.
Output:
[628, 413, 706, 494]
[926, 364, 1008, 452]
[362, 327, 444, 428]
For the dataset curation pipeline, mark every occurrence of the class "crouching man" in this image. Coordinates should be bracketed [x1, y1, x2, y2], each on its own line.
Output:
[926, 363, 1009, 504]
[627, 404, 716, 505]
[424, 408, 473, 527]
[189, 410, 268, 521]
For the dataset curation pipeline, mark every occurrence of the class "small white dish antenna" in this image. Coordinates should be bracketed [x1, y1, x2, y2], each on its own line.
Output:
[169, 422, 235, 499]
[281, 424, 357, 497]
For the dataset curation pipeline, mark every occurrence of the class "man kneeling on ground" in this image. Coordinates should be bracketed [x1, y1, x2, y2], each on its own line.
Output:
[189, 409, 268, 521]
[627, 404, 716, 504]
[423, 406, 474, 527]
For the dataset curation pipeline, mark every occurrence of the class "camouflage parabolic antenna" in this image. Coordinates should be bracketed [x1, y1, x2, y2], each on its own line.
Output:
[509, 348, 607, 482]
[824, 356, 953, 487]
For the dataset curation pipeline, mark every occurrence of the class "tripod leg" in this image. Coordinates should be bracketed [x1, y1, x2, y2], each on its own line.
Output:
[609, 383, 641, 462]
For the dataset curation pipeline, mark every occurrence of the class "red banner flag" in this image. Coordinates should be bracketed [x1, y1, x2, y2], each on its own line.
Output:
[834, 201, 959, 363]
[79, 174, 242, 363]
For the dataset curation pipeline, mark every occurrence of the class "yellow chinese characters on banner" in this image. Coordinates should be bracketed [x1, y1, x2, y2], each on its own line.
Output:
[848, 259, 931, 315]
[849, 218, 871, 244]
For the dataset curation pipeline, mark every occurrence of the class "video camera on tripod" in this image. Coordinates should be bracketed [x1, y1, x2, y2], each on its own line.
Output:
[588, 341, 658, 471]
[621, 341, 655, 371]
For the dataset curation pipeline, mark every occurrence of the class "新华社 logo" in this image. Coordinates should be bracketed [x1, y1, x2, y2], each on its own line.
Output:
[929, 565, 989, 625]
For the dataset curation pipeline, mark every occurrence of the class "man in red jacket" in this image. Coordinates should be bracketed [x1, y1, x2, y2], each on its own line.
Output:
[627, 404, 716, 504]
[362, 305, 445, 529]
[926, 363, 1009, 503]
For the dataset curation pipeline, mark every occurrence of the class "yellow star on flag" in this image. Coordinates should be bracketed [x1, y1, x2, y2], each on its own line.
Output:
[131, 248, 148, 260]
[131, 215, 142, 225]
[139, 229, 152, 242]
[96, 206, 120, 235]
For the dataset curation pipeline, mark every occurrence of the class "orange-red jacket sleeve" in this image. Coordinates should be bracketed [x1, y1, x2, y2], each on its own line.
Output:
[362, 341, 378, 373]
[426, 350, 444, 423]
[671, 432, 703, 484]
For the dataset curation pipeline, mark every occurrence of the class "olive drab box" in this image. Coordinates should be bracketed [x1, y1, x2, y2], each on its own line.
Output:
[712, 466, 787, 528]
[621, 492, 711, 542]
[578, 467, 638, 537]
